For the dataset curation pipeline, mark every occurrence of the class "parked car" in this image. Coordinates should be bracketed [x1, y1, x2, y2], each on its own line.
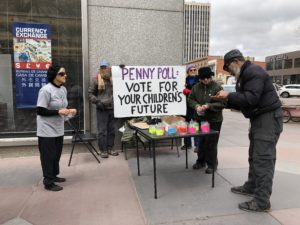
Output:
[279, 84, 300, 98]
[222, 84, 236, 93]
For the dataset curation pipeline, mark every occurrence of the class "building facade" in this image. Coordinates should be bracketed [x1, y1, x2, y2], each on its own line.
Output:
[183, 2, 210, 63]
[0, 0, 184, 144]
[208, 56, 266, 84]
[189, 55, 265, 85]
[266, 50, 300, 85]
[0, 0, 83, 136]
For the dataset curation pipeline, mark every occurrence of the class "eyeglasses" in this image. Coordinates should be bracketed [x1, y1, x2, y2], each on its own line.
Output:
[58, 72, 66, 76]
[189, 69, 196, 72]
[224, 60, 235, 71]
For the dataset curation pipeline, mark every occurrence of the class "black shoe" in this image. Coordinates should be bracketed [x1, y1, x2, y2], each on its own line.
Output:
[238, 200, 270, 212]
[45, 183, 63, 192]
[181, 145, 192, 150]
[231, 185, 254, 197]
[192, 162, 205, 170]
[205, 168, 214, 174]
[54, 177, 66, 183]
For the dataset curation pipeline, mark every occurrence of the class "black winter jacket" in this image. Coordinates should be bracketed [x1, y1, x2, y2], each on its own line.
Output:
[227, 61, 281, 118]
[188, 81, 226, 122]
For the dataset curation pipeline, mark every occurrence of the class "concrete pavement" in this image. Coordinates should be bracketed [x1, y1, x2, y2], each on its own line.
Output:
[1, 109, 300, 225]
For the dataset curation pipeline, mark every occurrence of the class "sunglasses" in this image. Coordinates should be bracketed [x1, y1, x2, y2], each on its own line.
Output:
[189, 69, 196, 72]
[58, 72, 66, 76]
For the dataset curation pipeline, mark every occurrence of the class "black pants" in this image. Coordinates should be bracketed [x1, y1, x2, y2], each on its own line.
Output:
[243, 108, 283, 207]
[38, 136, 64, 185]
[196, 121, 222, 169]
[96, 109, 116, 152]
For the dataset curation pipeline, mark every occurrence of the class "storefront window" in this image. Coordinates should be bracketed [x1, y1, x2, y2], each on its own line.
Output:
[0, 0, 83, 136]
[295, 58, 300, 68]
[266, 61, 273, 71]
[275, 60, 282, 70]
[284, 59, 292, 69]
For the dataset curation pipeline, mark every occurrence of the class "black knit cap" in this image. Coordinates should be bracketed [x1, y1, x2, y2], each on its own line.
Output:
[47, 65, 62, 82]
[198, 67, 214, 79]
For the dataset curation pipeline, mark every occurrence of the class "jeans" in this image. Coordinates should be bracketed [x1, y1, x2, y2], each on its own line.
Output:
[96, 109, 116, 152]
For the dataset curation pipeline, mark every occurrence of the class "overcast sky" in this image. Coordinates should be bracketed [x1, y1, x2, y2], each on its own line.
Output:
[186, 0, 300, 61]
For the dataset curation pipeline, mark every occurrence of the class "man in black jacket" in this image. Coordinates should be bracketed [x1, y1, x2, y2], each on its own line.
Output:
[211, 49, 283, 212]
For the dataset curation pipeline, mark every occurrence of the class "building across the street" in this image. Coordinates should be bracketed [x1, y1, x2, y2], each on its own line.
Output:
[188, 56, 265, 84]
[266, 50, 300, 85]
[183, 2, 210, 63]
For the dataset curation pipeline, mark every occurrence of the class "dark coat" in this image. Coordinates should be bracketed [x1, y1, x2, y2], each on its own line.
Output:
[88, 75, 113, 110]
[188, 80, 226, 122]
[228, 61, 281, 118]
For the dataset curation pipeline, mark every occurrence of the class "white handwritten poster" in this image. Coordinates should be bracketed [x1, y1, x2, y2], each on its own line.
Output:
[112, 66, 186, 118]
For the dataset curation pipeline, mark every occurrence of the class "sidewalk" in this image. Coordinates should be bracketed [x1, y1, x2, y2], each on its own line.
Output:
[1, 109, 300, 225]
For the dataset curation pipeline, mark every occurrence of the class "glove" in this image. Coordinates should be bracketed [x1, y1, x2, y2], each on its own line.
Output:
[183, 88, 191, 95]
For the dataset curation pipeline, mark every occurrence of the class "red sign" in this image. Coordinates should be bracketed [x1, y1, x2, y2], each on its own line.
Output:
[14, 62, 51, 70]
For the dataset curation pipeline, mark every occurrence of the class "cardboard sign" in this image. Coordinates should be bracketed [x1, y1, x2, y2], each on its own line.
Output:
[112, 66, 186, 118]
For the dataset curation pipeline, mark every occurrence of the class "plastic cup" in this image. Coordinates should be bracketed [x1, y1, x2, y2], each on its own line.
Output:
[156, 129, 164, 136]
[168, 127, 176, 134]
[201, 122, 210, 133]
[188, 127, 196, 133]
[179, 126, 187, 134]
[149, 126, 156, 134]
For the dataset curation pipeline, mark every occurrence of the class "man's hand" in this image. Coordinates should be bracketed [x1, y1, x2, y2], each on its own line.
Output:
[196, 104, 208, 113]
[210, 90, 229, 101]
[202, 104, 209, 110]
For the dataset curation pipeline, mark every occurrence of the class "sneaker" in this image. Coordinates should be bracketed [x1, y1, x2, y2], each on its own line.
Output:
[180, 145, 192, 150]
[192, 162, 206, 170]
[45, 183, 63, 192]
[54, 177, 66, 183]
[231, 185, 254, 197]
[100, 152, 109, 158]
[238, 200, 270, 212]
[108, 150, 119, 156]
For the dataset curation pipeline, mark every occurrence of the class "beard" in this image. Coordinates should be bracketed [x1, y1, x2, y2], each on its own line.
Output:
[101, 69, 111, 78]
[232, 66, 240, 80]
